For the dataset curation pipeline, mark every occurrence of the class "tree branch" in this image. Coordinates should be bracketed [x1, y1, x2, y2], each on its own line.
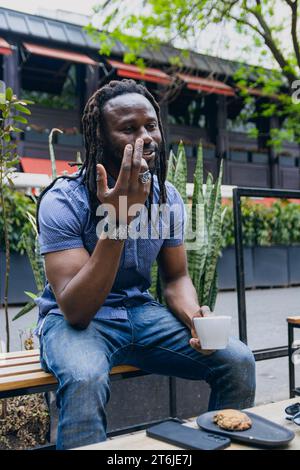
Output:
[286, 0, 300, 70]
[248, 4, 297, 84]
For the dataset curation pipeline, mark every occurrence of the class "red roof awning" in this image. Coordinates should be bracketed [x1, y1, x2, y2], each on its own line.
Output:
[178, 73, 235, 96]
[20, 157, 79, 176]
[0, 38, 12, 56]
[23, 42, 98, 66]
[108, 59, 171, 85]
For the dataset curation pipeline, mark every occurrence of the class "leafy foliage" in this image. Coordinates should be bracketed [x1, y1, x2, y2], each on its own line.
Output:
[0, 83, 33, 351]
[221, 199, 300, 248]
[89, 0, 300, 147]
[0, 189, 36, 254]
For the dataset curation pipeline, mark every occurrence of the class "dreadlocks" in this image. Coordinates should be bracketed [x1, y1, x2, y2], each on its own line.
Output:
[36, 79, 167, 233]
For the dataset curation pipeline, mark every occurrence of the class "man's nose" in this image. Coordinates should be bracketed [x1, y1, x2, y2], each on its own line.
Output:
[138, 127, 152, 144]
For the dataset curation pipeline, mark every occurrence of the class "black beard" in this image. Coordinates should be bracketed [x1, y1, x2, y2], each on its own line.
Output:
[100, 140, 161, 175]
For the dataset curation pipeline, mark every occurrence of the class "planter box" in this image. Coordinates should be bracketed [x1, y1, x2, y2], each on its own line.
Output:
[24, 129, 50, 143]
[0, 251, 36, 304]
[278, 156, 296, 167]
[229, 150, 249, 162]
[217, 246, 254, 290]
[253, 246, 289, 287]
[203, 147, 215, 160]
[252, 152, 269, 164]
[57, 133, 83, 147]
[288, 245, 300, 285]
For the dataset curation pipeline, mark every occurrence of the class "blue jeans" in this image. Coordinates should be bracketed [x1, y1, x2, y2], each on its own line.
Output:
[39, 300, 256, 450]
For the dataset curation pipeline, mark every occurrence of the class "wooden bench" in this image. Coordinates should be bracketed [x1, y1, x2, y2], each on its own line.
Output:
[0, 349, 178, 440]
[0, 349, 143, 399]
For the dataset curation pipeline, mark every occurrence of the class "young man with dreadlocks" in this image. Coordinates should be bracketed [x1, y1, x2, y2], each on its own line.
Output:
[35, 79, 255, 449]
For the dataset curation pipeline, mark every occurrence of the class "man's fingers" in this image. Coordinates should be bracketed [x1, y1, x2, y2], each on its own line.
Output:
[130, 138, 143, 184]
[189, 338, 215, 355]
[96, 164, 108, 197]
[116, 144, 133, 189]
[190, 337, 201, 348]
[200, 305, 213, 317]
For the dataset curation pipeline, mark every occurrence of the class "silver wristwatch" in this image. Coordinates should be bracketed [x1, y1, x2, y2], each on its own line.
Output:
[108, 224, 128, 240]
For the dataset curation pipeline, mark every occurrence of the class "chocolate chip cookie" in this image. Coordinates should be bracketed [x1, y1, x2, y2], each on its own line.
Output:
[213, 409, 252, 431]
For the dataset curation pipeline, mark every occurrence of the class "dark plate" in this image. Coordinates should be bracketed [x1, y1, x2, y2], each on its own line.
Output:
[196, 411, 295, 448]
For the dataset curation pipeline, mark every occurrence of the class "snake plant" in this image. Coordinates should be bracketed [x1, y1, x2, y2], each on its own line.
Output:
[151, 141, 225, 312]
[186, 144, 225, 311]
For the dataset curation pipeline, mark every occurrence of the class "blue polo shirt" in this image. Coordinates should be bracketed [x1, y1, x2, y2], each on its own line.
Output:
[34, 169, 186, 334]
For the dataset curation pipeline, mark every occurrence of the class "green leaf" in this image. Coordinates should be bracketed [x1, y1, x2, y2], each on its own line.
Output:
[7, 176, 15, 188]
[12, 300, 37, 320]
[24, 291, 38, 300]
[18, 99, 34, 105]
[13, 103, 31, 115]
[13, 115, 28, 124]
[5, 87, 13, 101]
[166, 149, 176, 184]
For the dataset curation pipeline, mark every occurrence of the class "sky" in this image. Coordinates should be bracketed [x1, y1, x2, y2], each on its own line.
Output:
[0, 0, 291, 68]
[0, 0, 96, 16]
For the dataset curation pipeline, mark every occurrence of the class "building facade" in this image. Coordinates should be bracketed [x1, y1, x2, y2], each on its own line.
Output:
[1, 6, 299, 189]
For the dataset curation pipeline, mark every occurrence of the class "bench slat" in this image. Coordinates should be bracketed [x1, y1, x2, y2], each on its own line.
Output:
[0, 349, 39, 360]
[0, 363, 139, 380]
[0, 363, 43, 378]
[0, 347, 140, 394]
[110, 365, 140, 375]
[0, 356, 40, 368]
[0, 371, 58, 391]
[0, 365, 140, 392]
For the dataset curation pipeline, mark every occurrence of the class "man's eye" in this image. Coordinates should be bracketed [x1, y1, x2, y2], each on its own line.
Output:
[123, 127, 134, 133]
[147, 123, 157, 130]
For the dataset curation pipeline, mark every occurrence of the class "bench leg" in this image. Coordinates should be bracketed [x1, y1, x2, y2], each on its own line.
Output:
[288, 323, 296, 398]
[168, 377, 177, 418]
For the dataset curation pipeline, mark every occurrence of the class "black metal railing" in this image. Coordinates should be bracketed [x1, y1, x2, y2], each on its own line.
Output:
[233, 186, 300, 361]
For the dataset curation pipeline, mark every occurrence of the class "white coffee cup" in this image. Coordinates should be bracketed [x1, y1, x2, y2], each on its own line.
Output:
[193, 315, 232, 350]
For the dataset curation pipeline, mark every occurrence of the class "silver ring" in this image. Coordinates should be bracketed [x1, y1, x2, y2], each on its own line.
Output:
[138, 170, 152, 184]
[96, 174, 100, 182]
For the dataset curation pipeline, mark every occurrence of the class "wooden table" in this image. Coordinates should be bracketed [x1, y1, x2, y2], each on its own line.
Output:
[76, 398, 300, 450]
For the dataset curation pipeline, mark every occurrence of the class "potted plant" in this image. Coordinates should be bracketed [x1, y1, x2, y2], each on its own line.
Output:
[56, 127, 83, 147]
[23, 124, 50, 143]
[152, 141, 226, 311]
[0, 82, 35, 350]
[0, 190, 36, 304]
[217, 203, 254, 290]
[203, 144, 215, 160]
[0, 83, 50, 449]
[251, 149, 269, 165]
[282, 202, 300, 285]
[278, 152, 296, 167]
[253, 200, 290, 287]
[229, 147, 249, 162]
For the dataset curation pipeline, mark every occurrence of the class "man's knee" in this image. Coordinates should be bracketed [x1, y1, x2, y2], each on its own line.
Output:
[228, 340, 256, 376]
[226, 340, 256, 403]
[59, 358, 111, 398]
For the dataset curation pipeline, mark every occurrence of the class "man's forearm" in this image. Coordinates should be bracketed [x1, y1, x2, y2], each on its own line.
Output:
[163, 275, 201, 329]
[58, 236, 125, 328]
